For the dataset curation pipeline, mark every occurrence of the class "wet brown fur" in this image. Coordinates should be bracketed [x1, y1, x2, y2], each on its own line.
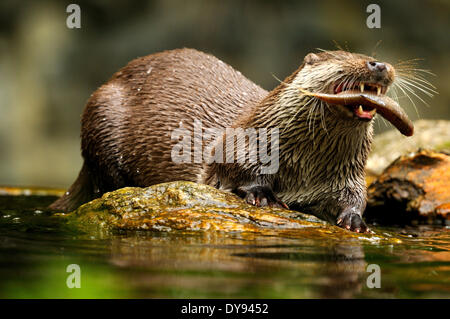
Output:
[50, 48, 266, 211]
[50, 48, 397, 228]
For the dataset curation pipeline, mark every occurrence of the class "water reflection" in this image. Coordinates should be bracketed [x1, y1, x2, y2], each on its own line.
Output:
[0, 194, 449, 298]
[104, 232, 369, 298]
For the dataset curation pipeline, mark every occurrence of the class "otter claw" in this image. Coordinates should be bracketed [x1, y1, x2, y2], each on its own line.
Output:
[337, 209, 369, 233]
[238, 186, 288, 209]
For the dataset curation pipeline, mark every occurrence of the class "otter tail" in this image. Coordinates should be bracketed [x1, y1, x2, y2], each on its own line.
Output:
[48, 162, 97, 212]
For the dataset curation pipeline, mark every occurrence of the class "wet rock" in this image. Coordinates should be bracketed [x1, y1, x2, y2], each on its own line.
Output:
[65, 181, 325, 233]
[366, 149, 450, 225]
[367, 120, 450, 176]
[64, 181, 400, 243]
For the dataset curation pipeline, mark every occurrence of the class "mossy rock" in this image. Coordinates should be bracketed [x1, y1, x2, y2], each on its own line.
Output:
[63, 181, 401, 243]
[65, 181, 323, 233]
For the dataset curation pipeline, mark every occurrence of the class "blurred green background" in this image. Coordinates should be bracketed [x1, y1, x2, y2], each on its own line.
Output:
[0, 0, 448, 189]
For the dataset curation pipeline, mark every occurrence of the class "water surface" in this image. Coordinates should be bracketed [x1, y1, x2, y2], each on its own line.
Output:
[0, 189, 449, 298]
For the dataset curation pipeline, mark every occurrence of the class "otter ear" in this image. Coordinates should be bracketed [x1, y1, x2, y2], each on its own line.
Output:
[304, 53, 320, 65]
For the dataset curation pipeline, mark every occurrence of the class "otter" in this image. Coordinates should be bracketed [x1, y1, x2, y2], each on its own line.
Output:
[50, 48, 415, 233]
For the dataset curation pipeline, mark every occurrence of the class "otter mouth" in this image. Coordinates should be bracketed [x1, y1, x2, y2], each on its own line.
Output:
[334, 82, 387, 121]
[299, 83, 414, 137]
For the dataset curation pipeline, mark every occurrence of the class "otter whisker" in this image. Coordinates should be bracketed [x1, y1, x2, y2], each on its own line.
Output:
[312, 102, 322, 139]
[271, 73, 293, 88]
[346, 73, 359, 92]
[396, 68, 437, 95]
[335, 74, 352, 93]
[396, 68, 436, 84]
[374, 115, 389, 129]
[396, 75, 437, 96]
[307, 98, 318, 137]
[390, 83, 423, 102]
[306, 94, 326, 141]
[394, 58, 426, 69]
[342, 78, 350, 91]
[405, 77, 438, 92]
[280, 96, 313, 135]
[370, 40, 383, 58]
[319, 101, 328, 134]
[389, 84, 399, 102]
[395, 78, 431, 108]
[340, 75, 352, 92]
[332, 41, 345, 52]
[393, 80, 422, 117]
[397, 77, 436, 98]
[396, 66, 435, 76]
[396, 67, 436, 78]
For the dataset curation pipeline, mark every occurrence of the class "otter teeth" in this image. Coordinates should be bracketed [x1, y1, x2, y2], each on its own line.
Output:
[357, 105, 364, 115]
[356, 105, 376, 117]
[358, 83, 383, 95]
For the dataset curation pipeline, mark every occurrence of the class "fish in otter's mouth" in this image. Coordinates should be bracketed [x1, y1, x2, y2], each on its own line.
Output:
[300, 81, 414, 137]
[334, 82, 387, 121]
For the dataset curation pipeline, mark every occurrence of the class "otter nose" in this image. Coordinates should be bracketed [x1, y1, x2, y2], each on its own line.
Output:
[367, 61, 387, 73]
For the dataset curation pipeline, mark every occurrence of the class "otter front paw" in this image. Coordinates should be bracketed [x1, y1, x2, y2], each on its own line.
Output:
[236, 186, 289, 209]
[337, 208, 370, 233]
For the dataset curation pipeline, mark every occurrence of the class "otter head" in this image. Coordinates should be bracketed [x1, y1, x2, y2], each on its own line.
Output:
[290, 50, 414, 136]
